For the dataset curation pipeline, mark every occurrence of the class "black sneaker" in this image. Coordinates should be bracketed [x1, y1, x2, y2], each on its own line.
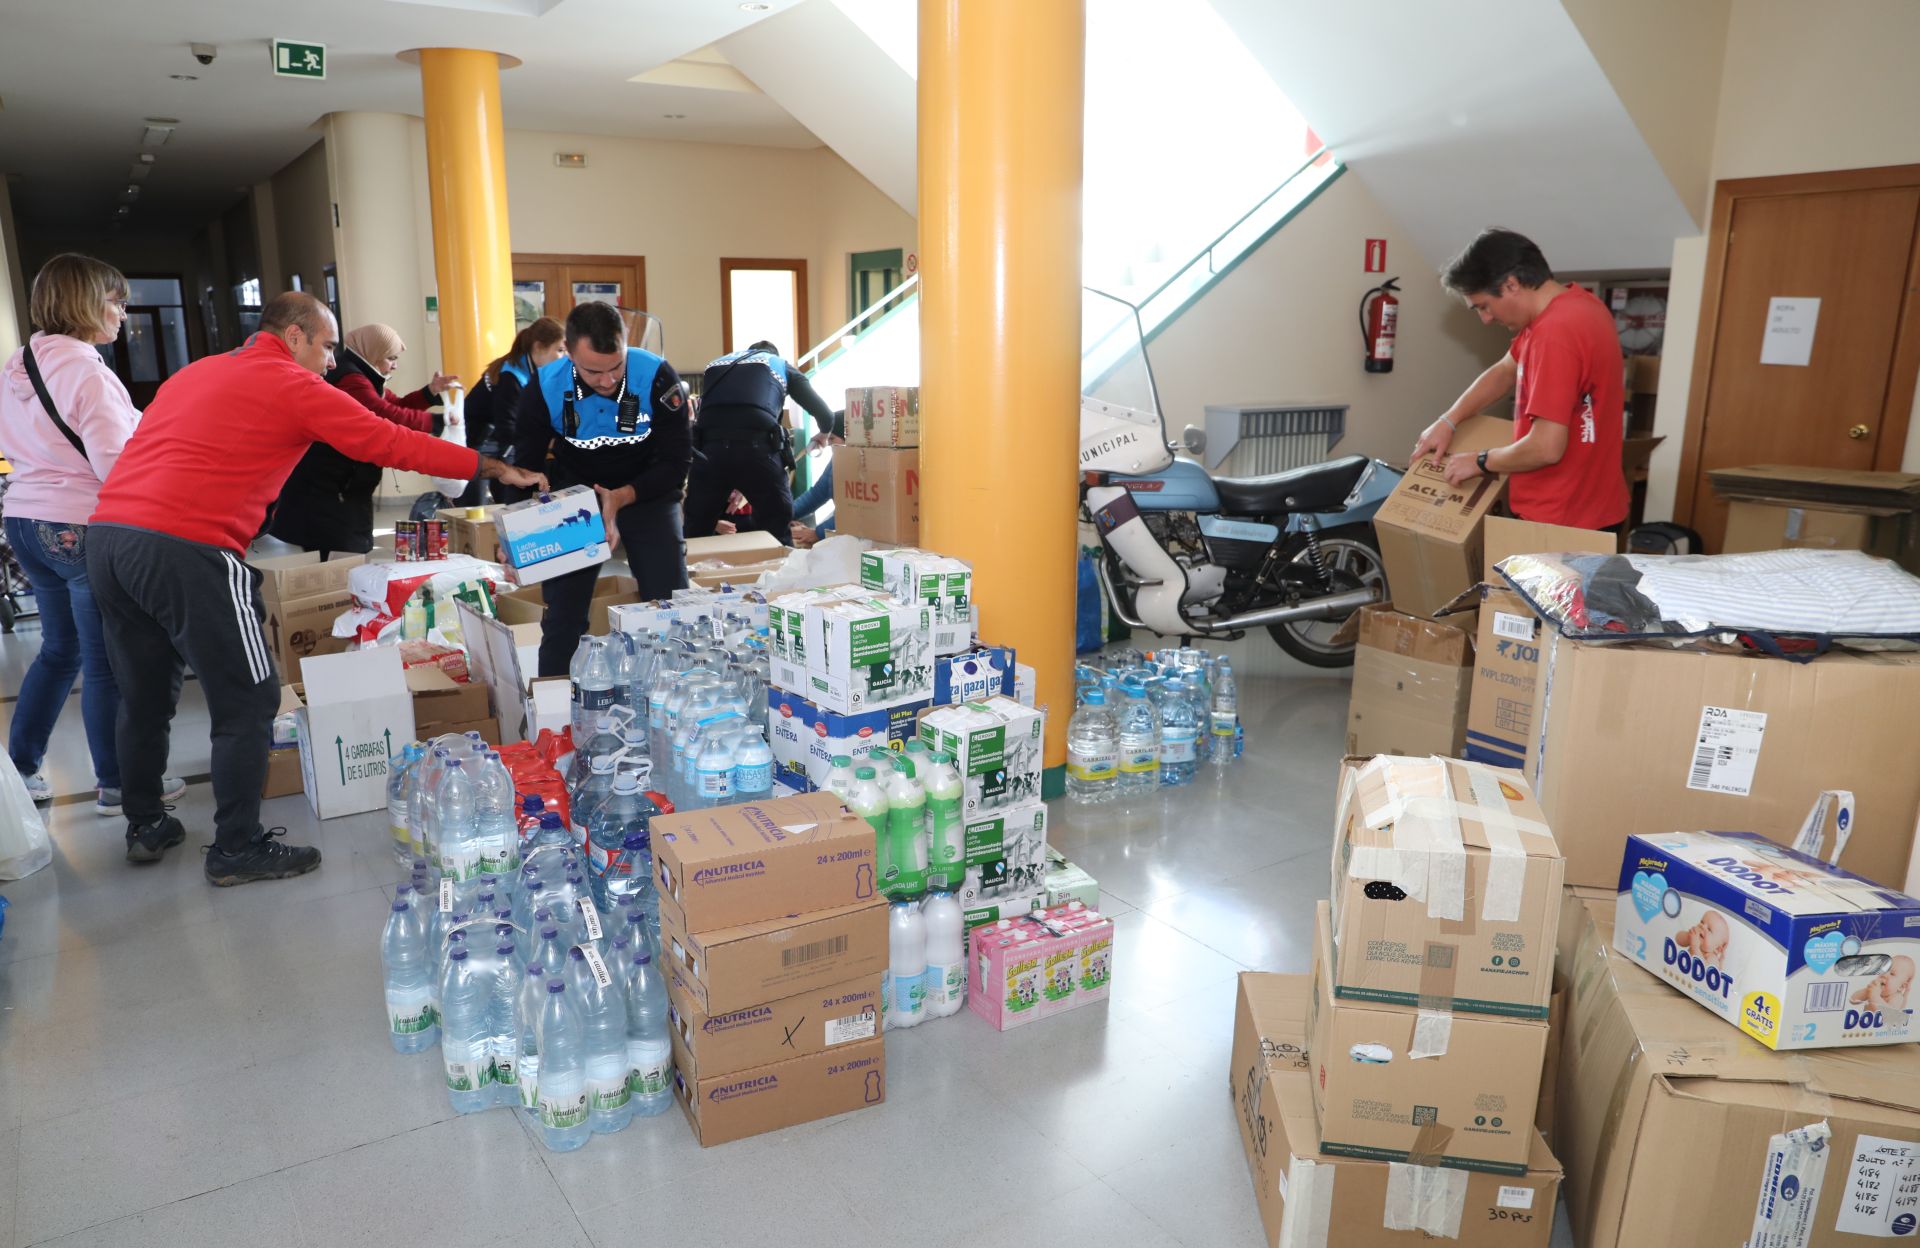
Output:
[125, 813, 186, 864]
[204, 827, 322, 887]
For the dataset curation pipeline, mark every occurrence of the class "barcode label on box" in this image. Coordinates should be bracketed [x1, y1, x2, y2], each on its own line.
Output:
[825, 1008, 877, 1046]
[1686, 706, 1767, 797]
[1805, 981, 1849, 1013]
[1493, 612, 1534, 642]
[1497, 1186, 1535, 1210]
[782, 934, 849, 968]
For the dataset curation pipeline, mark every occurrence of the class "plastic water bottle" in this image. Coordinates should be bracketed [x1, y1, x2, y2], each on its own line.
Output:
[567, 712, 625, 795]
[1066, 688, 1119, 804]
[731, 727, 774, 802]
[586, 770, 651, 903]
[389, 742, 425, 866]
[434, 759, 484, 893]
[924, 752, 964, 891]
[380, 892, 438, 1053]
[474, 752, 521, 877]
[695, 728, 737, 808]
[887, 900, 927, 1030]
[573, 638, 617, 748]
[438, 947, 495, 1113]
[570, 751, 620, 847]
[850, 766, 891, 886]
[1158, 677, 1200, 787]
[885, 758, 928, 898]
[570, 949, 632, 1134]
[621, 944, 673, 1117]
[1211, 657, 1238, 766]
[409, 747, 448, 866]
[515, 945, 552, 1115]
[645, 664, 677, 764]
[487, 935, 524, 1107]
[825, 755, 858, 801]
[1117, 683, 1161, 795]
[535, 979, 591, 1151]
[921, 891, 965, 1018]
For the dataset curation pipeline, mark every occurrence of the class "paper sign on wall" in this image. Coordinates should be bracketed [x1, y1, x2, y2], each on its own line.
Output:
[1760, 296, 1821, 367]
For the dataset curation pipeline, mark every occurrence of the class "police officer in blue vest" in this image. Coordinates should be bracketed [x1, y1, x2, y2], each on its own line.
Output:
[510, 301, 691, 675]
[684, 339, 836, 545]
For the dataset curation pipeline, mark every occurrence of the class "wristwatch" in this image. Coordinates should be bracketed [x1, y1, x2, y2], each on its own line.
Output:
[1476, 449, 1491, 475]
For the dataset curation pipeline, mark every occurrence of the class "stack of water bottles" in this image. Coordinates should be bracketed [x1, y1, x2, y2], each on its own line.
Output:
[570, 622, 777, 814]
[817, 748, 968, 1030]
[1065, 647, 1242, 804]
[377, 713, 677, 1152]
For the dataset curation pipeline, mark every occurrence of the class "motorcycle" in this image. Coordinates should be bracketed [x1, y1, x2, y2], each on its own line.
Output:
[1079, 290, 1396, 667]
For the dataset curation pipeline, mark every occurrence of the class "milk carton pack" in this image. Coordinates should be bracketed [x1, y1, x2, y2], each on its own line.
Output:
[858, 548, 974, 653]
[765, 687, 926, 791]
[767, 588, 933, 715]
[918, 697, 1045, 816]
[496, 485, 610, 585]
[932, 645, 1016, 706]
[968, 903, 1114, 1031]
[1613, 830, 1920, 1050]
[956, 802, 1049, 911]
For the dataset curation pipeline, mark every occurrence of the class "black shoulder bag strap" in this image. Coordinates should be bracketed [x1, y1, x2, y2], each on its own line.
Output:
[20, 343, 91, 464]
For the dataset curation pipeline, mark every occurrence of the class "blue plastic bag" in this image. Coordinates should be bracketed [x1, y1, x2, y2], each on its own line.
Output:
[1076, 551, 1104, 654]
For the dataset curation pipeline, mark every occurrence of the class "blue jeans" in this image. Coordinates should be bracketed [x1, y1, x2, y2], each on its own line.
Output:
[5, 515, 120, 787]
[793, 463, 835, 533]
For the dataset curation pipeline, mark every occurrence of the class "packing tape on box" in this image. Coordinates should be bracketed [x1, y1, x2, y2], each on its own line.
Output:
[1352, 756, 1468, 923]
[1409, 1008, 1453, 1059]
[1406, 1119, 1455, 1169]
[1746, 1119, 1831, 1248]
[1383, 1161, 1469, 1238]
[1277, 1157, 1338, 1248]
[1459, 760, 1535, 923]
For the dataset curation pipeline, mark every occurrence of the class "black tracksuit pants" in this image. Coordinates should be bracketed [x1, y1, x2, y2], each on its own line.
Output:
[88, 524, 282, 852]
[536, 497, 688, 677]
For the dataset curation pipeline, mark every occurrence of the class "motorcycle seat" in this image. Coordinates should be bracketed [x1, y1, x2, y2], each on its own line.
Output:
[1213, 454, 1371, 517]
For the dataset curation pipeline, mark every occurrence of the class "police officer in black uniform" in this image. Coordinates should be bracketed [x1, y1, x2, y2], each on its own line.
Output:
[511, 301, 691, 675]
[684, 340, 836, 545]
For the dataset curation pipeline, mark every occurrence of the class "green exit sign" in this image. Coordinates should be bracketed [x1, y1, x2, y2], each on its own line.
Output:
[272, 40, 326, 80]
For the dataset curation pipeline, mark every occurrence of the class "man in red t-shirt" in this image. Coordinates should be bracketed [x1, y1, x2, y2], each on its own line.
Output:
[1410, 228, 1628, 531]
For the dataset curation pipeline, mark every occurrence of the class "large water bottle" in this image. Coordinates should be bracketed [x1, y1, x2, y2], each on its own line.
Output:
[380, 892, 438, 1053]
[1210, 656, 1239, 766]
[434, 759, 484, 898]
[566, 947, 632, 1134]
[624, 943, 674, 1117]
[439, 947, 495, 1113]
[486, 934, 524, 1108]
[1117, 683, 1162, 795]
[474, 751, 522, 878]
[731, 727, 774, 803]
[645, 662, 677, 764]
[850, 767, 891, 887]
[618, 711, 651, 773]
[887, 900, 927, 1030]
[570, 750, 620, 847]
[409, 746, 450, 865]
[825, 755, 858, 801]
[608, 634, 638, 717]
[567, 712, 625, 795]
[885, 758, 928, 898]
[534, 979, 591, 1152]
[516, 950, 550, 1116]
[694, 725, 737, 809]
[586, 771, 651, 903]
[572, 638, 617, 747]
[389, 742, 425, 866]
[922, 891, 966, 1018]
[1158, 677, 1200, 787]
[924, 751, 964, 891]
[1066, 688, 1119, 804]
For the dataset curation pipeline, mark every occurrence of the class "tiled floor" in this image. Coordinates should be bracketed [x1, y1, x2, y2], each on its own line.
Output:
[0, 608, 1577, 1246]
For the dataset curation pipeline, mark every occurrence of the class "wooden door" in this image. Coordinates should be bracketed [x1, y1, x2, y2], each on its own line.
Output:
[1678, 168, 1920, 550]
[511, 254, 648, 329]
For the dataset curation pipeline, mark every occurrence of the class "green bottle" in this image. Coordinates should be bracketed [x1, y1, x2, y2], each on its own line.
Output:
[924, 751, 965, 891]
[885, 757, 928, 898]
[850, 766, 893, 890]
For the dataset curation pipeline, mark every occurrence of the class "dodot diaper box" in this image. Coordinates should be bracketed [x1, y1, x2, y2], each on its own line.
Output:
[1613, 830, 1920, 1050]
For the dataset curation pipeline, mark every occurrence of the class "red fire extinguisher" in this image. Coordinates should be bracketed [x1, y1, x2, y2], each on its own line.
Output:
[1360, 277, 1400, 374]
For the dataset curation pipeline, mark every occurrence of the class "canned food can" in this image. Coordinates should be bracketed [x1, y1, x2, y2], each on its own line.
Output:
[395, 520, 418, 562]
[423, 519, 448, 561]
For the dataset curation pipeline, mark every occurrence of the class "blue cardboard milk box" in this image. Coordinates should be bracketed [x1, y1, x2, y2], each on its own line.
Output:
[767, 686, 928, 791]
[933, 645, 1016, 706]
[497, 485, 610, 585]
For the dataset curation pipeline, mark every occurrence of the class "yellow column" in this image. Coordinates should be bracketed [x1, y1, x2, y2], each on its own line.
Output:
[415, 48, 515, 394]
[918, 0, 1085, 777]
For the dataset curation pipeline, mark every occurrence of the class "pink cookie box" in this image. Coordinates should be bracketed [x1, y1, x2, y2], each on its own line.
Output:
[968, 910, 1115, 1030]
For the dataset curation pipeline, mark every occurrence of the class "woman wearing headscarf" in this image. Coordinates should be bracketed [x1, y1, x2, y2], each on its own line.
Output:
[266, 323, 458, 558]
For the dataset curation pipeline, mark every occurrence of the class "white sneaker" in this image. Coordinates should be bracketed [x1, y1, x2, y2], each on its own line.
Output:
[96, 776, 189, 817]
[21, 771, 51, 803]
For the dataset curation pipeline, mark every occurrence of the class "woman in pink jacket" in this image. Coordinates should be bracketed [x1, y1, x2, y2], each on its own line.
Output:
[1, 254, 182, 824]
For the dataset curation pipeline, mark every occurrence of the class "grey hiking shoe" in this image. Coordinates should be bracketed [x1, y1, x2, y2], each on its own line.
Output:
[204, 827, 322, 887]
[126, 813, 187, 864]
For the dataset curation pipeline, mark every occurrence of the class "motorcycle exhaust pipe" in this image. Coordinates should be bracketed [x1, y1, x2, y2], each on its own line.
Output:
[1186, 585, 1380, 633]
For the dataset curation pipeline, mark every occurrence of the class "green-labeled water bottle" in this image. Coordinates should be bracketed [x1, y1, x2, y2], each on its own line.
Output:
[886, 757, 929, 898]
[850, 766, 894, 891]
[924, 751, 965, 891]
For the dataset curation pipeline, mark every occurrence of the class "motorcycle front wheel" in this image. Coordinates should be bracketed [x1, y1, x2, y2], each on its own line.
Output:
[1266, 525, 1388, 668]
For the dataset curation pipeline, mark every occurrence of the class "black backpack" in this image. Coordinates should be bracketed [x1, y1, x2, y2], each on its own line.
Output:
[1627, 521, 1704, 556]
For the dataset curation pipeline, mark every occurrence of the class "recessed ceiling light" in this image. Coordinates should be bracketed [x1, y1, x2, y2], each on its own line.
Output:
[664, 113, 686, 120]
[169, 74, 198, 81]
[740, 2, 771, 10]
[138, 153, 156, 164]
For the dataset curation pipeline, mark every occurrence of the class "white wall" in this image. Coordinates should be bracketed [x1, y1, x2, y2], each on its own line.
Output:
[1147, 172, 1507, 465]
[272, 139, 335, 300]
[1645, 0, 1920, 521]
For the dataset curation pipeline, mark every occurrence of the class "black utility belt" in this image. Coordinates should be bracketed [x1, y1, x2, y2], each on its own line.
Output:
[696, 428, 784, 451]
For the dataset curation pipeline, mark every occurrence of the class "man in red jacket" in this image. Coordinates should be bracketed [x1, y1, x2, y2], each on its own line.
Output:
[88, 292, 545, 884]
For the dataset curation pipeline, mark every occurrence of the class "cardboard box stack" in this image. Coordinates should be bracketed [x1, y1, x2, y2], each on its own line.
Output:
[767, 585, 936, 716]
[652, 792, 888, 1146]
[858, 546, 974, 653]
[250, 551, 364, 682]
[1310, 756, 1565, 1177]
[1711, 463, 1920, 573]
[1344, 606, 1473, 759]
[834, 387, 918, 545]
[766, 687, 921, 793]
[1233, 974, 1564, 1248]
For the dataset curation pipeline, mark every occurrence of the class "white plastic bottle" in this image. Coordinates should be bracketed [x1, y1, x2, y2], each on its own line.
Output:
[887, 899, 927, 1030]
[535, 979, 591, 1152]
[1210, 656, 1239, 766]
[921, 891, 966, 1018]
[695, 728, 738, 808]
[825, 754, 858, 801]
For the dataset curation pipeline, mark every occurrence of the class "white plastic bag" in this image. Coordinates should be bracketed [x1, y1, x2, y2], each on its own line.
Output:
[426, 384, 473, 498]
[0, 752, 52, 880]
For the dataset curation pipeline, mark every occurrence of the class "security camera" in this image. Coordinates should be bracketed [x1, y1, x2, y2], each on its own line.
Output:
[190, 43, 216, 66]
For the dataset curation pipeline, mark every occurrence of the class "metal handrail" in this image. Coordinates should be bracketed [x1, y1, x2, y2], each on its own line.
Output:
[796, 272, 921, 374]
